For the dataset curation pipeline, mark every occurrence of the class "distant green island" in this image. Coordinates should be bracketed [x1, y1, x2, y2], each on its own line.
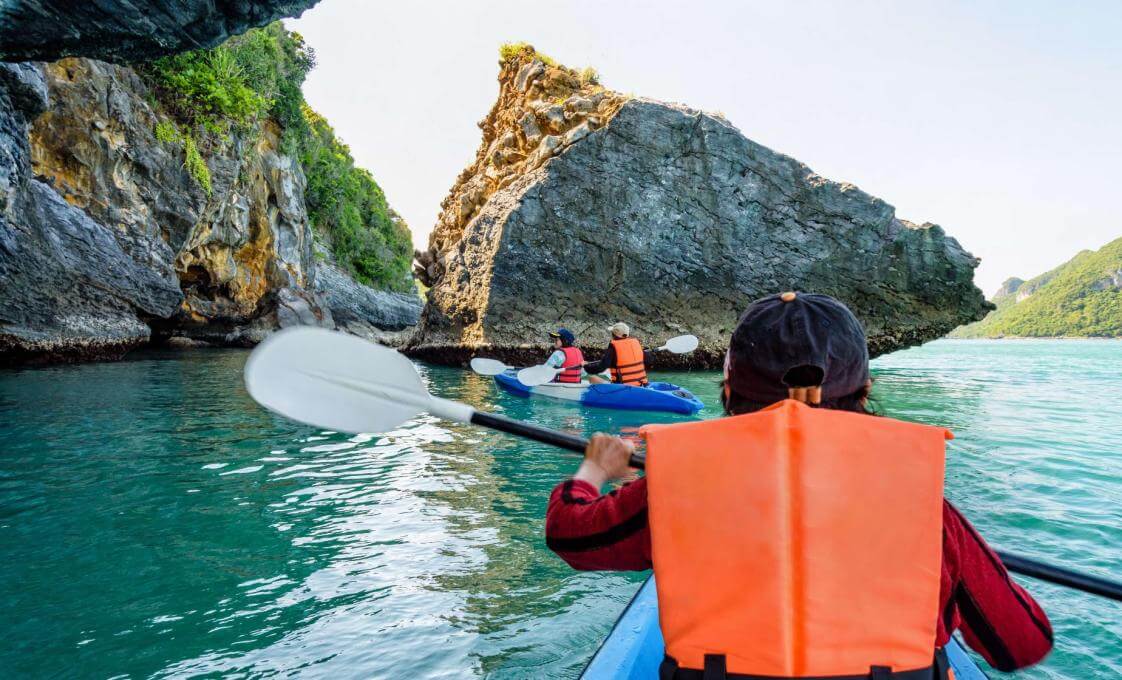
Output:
[951, 236, 1122, 338]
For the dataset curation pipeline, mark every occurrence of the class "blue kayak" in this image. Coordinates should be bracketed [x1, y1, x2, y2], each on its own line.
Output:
[582, 576, 989, 679]
[494, 372, 703, 415]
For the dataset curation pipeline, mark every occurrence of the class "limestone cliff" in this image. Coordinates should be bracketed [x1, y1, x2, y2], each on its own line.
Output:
[29, 58, 324, 346]
[0, 57, 419, 363]
[408, 46, 991, 367]
[1, 5, 420, 365]
[1, 62, 184, 361]
[994, 277, 1026, 302]
[415, 46, 626, 287]
[0, 0, 321, 62]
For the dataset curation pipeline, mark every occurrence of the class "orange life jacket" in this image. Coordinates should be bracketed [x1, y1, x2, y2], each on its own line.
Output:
[609, 337, 648, 386]
[641, 399, 951, 679]
[556, 346, 584, 383]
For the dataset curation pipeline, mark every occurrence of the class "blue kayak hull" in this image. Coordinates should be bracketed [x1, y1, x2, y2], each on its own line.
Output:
[581, 576, 989, 679]
[494, 372, 703, 415]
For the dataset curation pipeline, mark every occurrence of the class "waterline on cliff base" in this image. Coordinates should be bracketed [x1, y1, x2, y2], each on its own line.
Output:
[0, 339, 1119, 678]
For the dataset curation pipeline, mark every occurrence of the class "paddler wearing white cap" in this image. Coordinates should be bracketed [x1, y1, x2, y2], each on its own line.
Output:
[583, 321, 652, 386]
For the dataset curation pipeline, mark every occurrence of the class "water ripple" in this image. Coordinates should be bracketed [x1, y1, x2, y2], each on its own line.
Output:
[0, 341, 1119, 678]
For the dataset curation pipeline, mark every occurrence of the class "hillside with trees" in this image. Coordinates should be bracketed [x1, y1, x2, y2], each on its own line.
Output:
[952, 237, 1122, 338]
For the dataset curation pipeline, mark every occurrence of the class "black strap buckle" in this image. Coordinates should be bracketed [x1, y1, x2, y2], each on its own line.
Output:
[703, 654, 728, 680]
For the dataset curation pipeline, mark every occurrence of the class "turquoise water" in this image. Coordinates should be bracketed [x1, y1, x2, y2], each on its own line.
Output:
[1, 339, 1119, 678]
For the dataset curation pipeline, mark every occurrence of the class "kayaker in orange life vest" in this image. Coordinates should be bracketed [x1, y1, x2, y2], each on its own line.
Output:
[545, 328, 584, 384]
[584, 322, 652, 386]
[546, 292, 1053, 678]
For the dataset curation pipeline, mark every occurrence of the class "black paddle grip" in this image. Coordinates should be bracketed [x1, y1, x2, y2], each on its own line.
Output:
[469, 410, 646, 469]
[997, 551, 1122, 602]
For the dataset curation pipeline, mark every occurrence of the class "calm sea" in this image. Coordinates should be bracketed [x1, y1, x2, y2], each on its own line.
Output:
[1, 339, 1119, 678]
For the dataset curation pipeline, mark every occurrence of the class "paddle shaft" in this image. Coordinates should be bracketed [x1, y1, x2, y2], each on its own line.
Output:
[467, 410, 646, 468]
[465, 408, 1121, 602]
[996, 551, 1122, 602]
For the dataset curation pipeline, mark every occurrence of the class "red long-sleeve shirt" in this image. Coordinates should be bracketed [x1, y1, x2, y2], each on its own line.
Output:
[546, 477, 1053, 672]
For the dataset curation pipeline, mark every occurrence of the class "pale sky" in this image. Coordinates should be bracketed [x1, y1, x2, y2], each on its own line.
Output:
[287, 0, 1121, 297]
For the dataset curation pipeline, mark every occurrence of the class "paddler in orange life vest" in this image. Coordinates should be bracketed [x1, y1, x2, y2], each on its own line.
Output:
[545, 328, 585, 384]
[584, 321, 652, 386]
[545, 292, 1053, 679]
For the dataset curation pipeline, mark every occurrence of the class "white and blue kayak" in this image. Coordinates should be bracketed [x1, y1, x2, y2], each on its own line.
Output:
[494, 371, 704, 415]
[582, 576, 989, 679]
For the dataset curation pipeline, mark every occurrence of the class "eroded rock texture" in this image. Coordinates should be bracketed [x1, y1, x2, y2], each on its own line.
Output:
[314, 260, 423, 343]
[414, 47, 625, 287]
[1, 62, 182, 362]
[1, 58, 419, 363]
[0, 1, 420, 364]
[0, 0, 321, 62]
[407, 49, 991, 367]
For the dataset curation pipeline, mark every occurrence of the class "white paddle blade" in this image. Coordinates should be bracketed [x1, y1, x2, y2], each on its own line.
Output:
[470, 357, 509, 376]
[517, 364, 561, 386]
[661, 334, 699, 354]
[244, 327, 428, 434]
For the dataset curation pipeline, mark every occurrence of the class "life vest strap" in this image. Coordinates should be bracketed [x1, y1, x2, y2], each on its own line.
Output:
[658, 650, 948, 680]
[704, 654, 727, 680]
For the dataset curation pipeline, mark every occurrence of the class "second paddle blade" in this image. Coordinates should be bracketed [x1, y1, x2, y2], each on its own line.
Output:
[470, 358, 508, 376]
[517, 364, 560, 386]
[663, 334, 699, 353]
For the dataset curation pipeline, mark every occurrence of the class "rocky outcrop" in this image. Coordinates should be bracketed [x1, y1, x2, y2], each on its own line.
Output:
[414, 48, 624, 286]
[0, 62, 181, 362]
[993, 277, 1025, 301]
[22, 58, 327, 351]
[0, 57, 417, 363]
[0, 0, 320, 62]
[0, 4, 416, 365]
[407, 48, 991, 367]
[314, 258, 422, 342]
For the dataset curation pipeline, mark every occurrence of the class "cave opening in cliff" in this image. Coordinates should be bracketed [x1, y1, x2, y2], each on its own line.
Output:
[181, 264, 219, 300]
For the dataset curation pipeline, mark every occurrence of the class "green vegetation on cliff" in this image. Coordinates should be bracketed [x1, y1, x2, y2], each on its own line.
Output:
[952, 237, 1122, 338]
[144, 22, 312, 149]
[141, 23, 412, 292]
[497, 42, 599, 85]
[499, 42, 555, 66]
[300, 107, 412, 291]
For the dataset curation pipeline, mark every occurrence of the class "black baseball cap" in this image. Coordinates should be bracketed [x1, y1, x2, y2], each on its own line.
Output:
[725, 292, 869, 403]
[548, 328, 576, 345]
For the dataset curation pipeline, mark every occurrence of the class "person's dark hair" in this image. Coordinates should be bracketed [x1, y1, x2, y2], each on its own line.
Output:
[720, 379, 875, 416]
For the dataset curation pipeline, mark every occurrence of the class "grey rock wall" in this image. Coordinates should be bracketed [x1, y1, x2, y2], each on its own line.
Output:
[0, 62, 183, 363]
[409, 97, 992, 367]
[314, 260, 422, 339]
[0, 0, 321, 62]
